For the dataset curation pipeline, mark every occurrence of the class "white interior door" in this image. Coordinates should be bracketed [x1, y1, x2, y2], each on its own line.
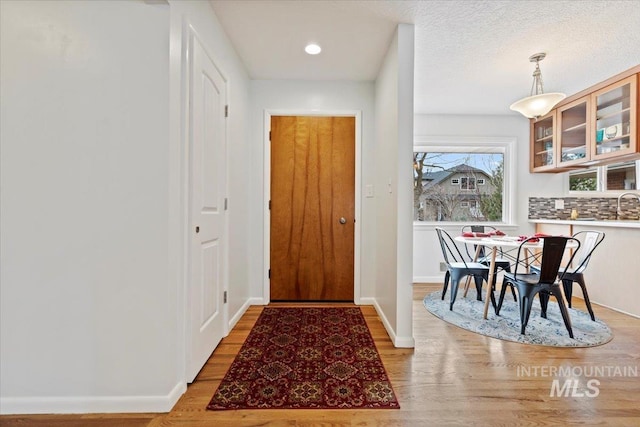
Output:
[187, 32, 227, 382]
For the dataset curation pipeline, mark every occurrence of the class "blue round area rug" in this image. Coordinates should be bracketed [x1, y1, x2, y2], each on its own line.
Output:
[423, 290, 613, 347]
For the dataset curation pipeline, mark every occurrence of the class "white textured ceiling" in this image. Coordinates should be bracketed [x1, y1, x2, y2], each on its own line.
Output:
[210, 0, 640, 115]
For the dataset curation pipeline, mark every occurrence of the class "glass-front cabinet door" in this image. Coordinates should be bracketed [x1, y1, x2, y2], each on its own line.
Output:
[591, 75, 637, 161]
[530, 112, 556, 172]
[558, 96, 590, 167]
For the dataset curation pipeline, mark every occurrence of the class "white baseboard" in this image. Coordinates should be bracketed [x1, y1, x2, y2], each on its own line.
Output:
[357, 297, 376, 306]
[228, 298, 254, 332]
[370, 299, 415, 348]
[413, 275, 444, 283]
[393, 334, 416, 348]
[590, 300, 640, 319]
[0, 381, 186, 415]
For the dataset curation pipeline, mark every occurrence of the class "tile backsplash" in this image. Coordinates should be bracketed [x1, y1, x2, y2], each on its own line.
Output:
[529, 197, 640, 220]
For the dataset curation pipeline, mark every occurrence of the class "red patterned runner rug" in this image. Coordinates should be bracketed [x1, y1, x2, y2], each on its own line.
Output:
[207, 307, 400, 410]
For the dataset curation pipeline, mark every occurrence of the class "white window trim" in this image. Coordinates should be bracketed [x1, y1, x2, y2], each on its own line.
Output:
[567, 159, 640, 195]
[413, 136, 516, 225]
[461, 176, 476, 190]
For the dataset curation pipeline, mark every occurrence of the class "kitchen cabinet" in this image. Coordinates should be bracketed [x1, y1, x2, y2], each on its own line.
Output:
[530, 112, 557, 172]
[529, 67, 640, 172]
[590, 74, 637, 162]
[557, 96, 590, 167]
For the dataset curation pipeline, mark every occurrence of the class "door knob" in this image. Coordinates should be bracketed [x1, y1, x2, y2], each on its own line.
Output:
[339, 217, 346, 224]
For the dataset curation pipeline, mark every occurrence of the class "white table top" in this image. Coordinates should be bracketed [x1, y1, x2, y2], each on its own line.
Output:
[454, 235, 541, 248]
[454, 235, 580, 250]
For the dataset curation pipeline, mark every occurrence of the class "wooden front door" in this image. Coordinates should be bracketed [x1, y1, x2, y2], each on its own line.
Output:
[270, 116, 355, 301]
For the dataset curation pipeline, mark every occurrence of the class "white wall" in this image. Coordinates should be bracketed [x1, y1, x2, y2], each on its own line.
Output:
[373, 24, 415, 347]
[249, 80, 376, 300]
[1, 0, 177, 413]
[0, 0, 253, 414]
[412, 114, 566, 282]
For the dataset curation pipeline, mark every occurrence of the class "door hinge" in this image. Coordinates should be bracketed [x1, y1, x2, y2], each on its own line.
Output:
[223, 291, 227, 304]
[224, 198, 228, 211]
[268, 200, 271, 210]
[269, 131, 271, 141]
[268, 269, 271, 279]
[225, 105, 228, 117]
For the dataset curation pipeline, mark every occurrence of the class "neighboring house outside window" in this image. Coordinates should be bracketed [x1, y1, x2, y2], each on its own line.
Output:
[413, 150, 505, 222]
[413, 137, 514, 223]
[415, 164, 495, 221]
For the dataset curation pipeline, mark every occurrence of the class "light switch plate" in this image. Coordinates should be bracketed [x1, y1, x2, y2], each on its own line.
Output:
[555, 199, 565, 209]
[365, 184, 374, 198]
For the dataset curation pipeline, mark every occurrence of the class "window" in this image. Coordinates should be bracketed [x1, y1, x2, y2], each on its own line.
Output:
[413, 137, 514, 223]
[569, 160, 639, 192]
[460, 176, 476, 190]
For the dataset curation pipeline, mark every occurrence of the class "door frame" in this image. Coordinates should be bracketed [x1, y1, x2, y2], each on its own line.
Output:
[263, 110, 362, 303]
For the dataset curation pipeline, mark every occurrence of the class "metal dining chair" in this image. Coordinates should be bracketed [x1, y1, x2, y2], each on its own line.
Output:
[529, 231, 605, 321]
[496, 236, 581, 338]
[435, 227, 492, 311]
[560, 231, 605, 321]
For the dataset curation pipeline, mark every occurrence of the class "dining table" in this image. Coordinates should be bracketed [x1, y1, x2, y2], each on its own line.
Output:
[453, 234, 578, 320]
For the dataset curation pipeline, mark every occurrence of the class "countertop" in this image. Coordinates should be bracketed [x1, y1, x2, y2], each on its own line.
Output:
[529, 219, 640, 229]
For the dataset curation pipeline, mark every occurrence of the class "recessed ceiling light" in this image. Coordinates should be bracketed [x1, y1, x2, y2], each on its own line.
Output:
[305, 43, 322, 55]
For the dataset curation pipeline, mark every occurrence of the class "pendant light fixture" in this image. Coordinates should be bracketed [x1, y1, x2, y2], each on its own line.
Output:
[510, 53, 566, 118]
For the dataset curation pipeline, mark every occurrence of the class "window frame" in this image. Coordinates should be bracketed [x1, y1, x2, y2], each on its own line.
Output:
[567, 159, 640, 195]
[460, 176, 476, 191]
[413, 136, 516, 225]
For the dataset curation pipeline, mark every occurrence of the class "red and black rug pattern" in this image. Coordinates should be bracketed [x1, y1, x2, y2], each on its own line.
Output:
[207, 307, 400, 410]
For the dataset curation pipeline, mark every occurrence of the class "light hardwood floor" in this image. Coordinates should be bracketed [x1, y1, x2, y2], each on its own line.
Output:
[2, 283, 639, 426]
